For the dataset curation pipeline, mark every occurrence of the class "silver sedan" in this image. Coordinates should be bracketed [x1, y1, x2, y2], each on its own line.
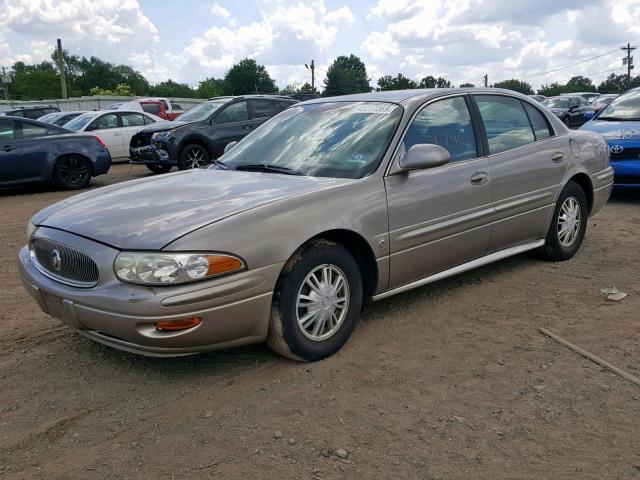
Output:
[19, 88, 613, 361]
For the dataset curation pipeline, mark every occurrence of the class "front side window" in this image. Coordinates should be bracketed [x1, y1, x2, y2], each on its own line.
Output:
[250, 99, 280, 119]
[403, 96, 477, 162]
[219, 101, 402, 179]
[121, 113, 146, 127]
[89, 114, 119, 130]
[216, 101, 249, 124]
[475, 95, 535, 155]
[18, 122, 48, 138]
[0, 119, 15, 141]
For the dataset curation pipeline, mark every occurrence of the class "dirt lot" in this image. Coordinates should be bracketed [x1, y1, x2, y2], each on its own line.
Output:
[0, 164, 638, 479]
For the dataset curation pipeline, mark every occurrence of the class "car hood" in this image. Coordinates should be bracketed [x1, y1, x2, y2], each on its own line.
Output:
[33, 169, 352, 250]
[580, 119, 640, 139]
[138, 119, 195, 134]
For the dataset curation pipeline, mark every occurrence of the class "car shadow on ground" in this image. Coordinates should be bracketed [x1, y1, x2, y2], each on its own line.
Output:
[609, 189, 639, 204]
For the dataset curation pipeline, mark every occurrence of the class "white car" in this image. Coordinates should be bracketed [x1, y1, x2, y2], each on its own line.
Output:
[63, 110, 165, 160]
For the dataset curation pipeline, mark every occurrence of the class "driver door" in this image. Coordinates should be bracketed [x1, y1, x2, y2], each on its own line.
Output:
[384, 95, 494, 288]
[88, 113, 123, 158]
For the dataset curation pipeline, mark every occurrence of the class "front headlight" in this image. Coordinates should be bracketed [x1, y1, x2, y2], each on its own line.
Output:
[151, 129, 176, 142]
[26, 222, 37, 242]
[114, 252, 245, 285]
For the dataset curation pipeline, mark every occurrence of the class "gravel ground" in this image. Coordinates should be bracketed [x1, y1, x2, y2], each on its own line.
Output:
[0, 164, 639, 479]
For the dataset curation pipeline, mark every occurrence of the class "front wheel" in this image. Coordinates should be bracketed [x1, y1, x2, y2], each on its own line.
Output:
[267, 240, 363, 361]
[53, 155, 91, 190]
[178, 144, 211, 170]
[538, 181, 588, 261]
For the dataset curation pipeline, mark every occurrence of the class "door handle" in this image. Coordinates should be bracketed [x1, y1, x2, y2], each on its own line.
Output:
[552, 152, 565, 162]
[1, 145, 13, 152]
[470, 172, 489, 185]
[113, 133, 122, 136]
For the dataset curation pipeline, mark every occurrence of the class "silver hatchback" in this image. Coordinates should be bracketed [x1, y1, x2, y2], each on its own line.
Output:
[19, 89, 613, 361]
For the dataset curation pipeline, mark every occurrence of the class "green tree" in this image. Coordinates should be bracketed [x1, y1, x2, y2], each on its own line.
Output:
[222, 58, 277, 95]
[537, 82, 565, 96]
[419, 75, 436, 88]
[323, 54, 370, 96]
[8, 61, 61, 99]
[564, 76, 596, 93]
[459, 83, 475, 88]
[196, 77, 224, 98]
[597, 74, 629, 94]
[494, 79, 534, 95]
[299, 82, 317, 93]
[376, 73, 417, 91]
[435, 77, 451, 88]
[89, 84, 134, 96]
[149, 79, 195, 97]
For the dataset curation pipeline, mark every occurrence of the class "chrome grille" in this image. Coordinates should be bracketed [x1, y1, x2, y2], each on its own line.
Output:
[30, 237, 99, 287]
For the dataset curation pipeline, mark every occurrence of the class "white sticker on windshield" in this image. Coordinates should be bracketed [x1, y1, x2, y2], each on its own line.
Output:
[352, 103, 396, 115]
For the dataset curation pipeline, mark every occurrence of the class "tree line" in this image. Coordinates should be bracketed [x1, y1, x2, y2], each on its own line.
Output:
[3, 49, 638, 100]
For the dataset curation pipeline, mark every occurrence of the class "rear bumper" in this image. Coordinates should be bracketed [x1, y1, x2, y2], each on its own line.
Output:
[18, 229, 283, 357]
[92, 149, 112, 176]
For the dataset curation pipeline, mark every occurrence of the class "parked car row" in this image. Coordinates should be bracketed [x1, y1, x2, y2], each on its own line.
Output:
[18, 88, 614, 361]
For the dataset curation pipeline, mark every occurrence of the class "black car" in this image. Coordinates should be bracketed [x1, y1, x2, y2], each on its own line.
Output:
[543, 95, 594, 128]
[0, 105, 61, 120]
[0, 116, 111, 189]
[129, 95, 298, 173]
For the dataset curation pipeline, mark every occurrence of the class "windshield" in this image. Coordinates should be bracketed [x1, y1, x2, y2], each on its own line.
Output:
[598, 90, 640, 120]
[63, 113, 97, 131]
[218, 101, 402, 179]
[545, 98, 570, 108]
[594, 96, 614, 106]
[178, 101, 225, 122]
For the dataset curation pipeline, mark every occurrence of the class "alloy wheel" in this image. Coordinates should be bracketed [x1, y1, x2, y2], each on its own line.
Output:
[184, 146, 210, 168]
[557, 196, 581, 248]
[57, 157, 89, 188]
[296, 264, 350, 342]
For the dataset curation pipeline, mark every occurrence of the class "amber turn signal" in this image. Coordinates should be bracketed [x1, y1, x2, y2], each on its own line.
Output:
[206, 255, 244, 276]
[155, 317, 202, 331]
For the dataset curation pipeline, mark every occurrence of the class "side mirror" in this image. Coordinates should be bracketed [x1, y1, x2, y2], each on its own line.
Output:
[399, 144, 451, 171]
[224, 141, 238, 153]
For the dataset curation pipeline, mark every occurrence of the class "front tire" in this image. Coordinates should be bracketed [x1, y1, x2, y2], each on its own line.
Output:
[267, 239, 363, 361]
[178, 144, 211, 170]
[538, 181, 588, 261]
[53, 155, 91, 190]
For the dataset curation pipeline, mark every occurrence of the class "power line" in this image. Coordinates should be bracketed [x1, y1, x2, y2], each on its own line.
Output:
[517, 48, 618, 80]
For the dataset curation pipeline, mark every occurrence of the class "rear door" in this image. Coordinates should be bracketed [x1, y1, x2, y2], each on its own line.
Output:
[472, 94, 567, 251]
[385, 95, 494, 288]
[119, 112, 148, 152]
[208, 100, 251, 155]
[87, 113, 123, 158]
[0, 118, 24, 184]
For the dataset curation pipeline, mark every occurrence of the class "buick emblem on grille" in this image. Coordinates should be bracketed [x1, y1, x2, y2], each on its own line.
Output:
[610, 145, 624, 154]
[51, 249, 62, 271]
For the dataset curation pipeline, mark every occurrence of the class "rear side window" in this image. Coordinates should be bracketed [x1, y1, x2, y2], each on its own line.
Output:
[404, 96, 477, 162]
[216, 101, 248, 123]
[141, 103, 161, 115]
[23, 109, 44, 119]
[0, 119, 15, 140]
[42, 108, 59, 115]
[10, 110, 25, 118]
[474, 95, 535, 155]
[19, 122, 48, 138]
[143, 115, 156, 125]
[523, 103, 552, 141]
[250, 99, 280, 119]
[121, 113, 146, 127]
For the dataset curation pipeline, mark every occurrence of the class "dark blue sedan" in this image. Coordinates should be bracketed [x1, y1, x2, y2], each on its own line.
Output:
[0, 116, 111, 189]
[581, 88, 640, 188]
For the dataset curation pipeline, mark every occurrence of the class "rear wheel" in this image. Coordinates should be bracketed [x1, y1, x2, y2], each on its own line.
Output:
[538, 181, 588, 261]
[178, 144, 211, 170]
[53, 155, 91, 190]
[146, 163, 172, 174]
[267, 239, 363, 361]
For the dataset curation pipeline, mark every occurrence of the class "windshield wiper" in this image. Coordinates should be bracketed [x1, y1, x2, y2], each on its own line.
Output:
[234, 164, 304, 175]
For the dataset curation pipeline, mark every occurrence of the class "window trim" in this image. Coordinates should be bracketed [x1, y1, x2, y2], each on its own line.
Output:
[470, 93, 558, 158]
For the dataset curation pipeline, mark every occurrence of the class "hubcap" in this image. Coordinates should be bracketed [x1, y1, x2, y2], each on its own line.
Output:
[58, 157, 88, 186]
[185, 147, 209, 168]
[296, 264, 349, 341]
[557, 196, 581, 247]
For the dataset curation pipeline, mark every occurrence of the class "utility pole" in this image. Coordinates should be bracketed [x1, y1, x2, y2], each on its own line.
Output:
[483, 74, 488, 88]
[621, 42, 637, 89]
[56, 38, 68, 99]
[305, 60, 315, 92]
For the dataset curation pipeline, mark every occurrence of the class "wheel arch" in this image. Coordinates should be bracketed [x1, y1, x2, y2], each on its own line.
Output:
[178, 135, 215, 159]
[53, 152, 94, 176]
[566, 172, 594, 214]
[290, 229, 379, 303]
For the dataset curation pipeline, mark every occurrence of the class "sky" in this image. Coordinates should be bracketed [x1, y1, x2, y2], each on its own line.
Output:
[1, 0, 639, 91]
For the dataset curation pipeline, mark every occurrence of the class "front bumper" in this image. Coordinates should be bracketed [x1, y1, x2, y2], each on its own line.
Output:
[129, 144, 176, 167]
[18, 228, 283, 356]
[611, 159, 640, 188]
